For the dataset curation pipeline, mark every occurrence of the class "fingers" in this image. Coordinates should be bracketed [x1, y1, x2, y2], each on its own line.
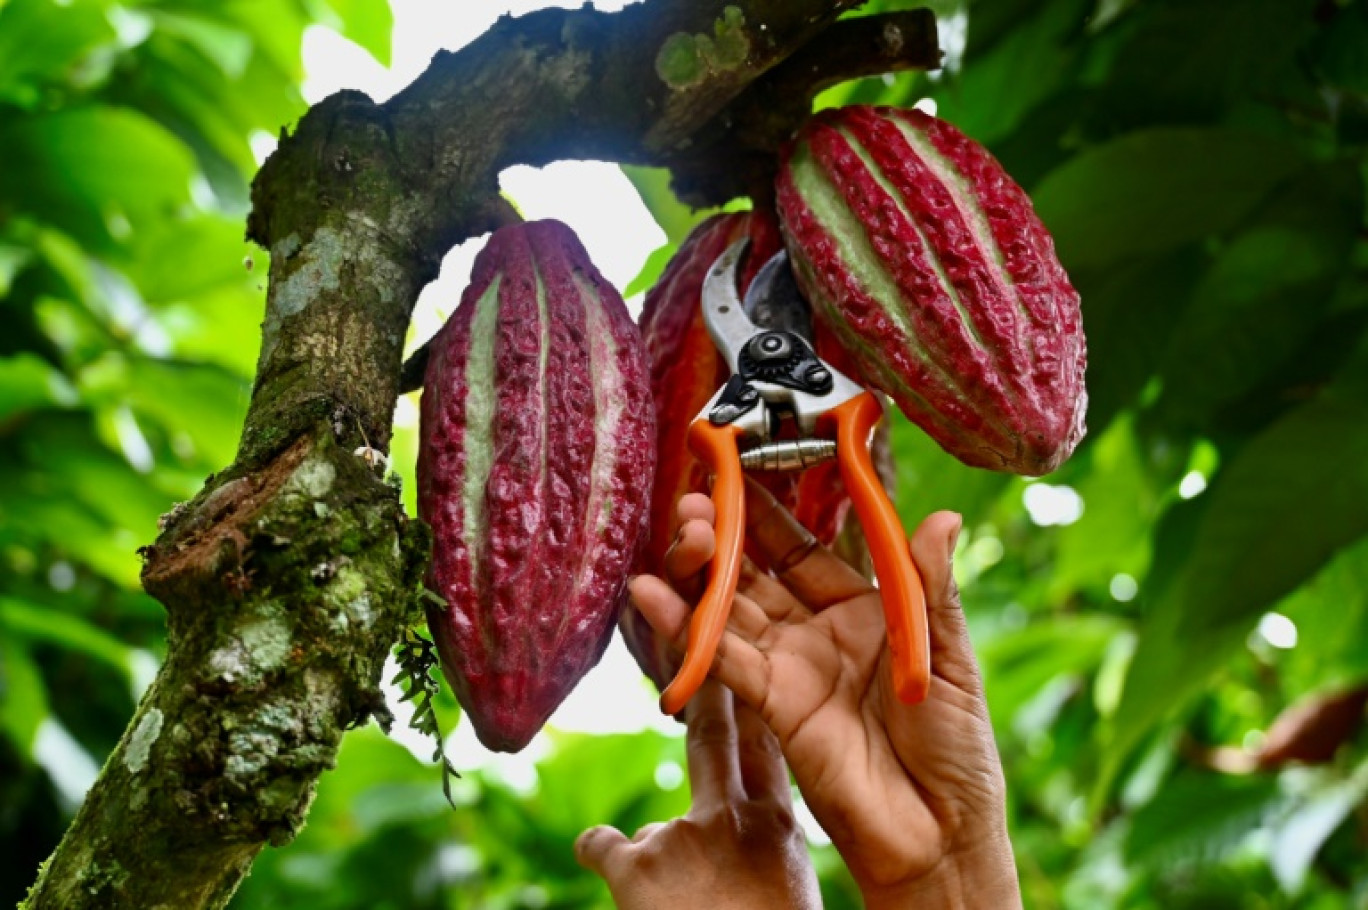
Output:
[630, 574, 773, 711]
[631, 821, 666, 843]
[737, 559, 812, 625]
[575, 825, 631, 878]
[662, 494, 718, 600]
[628, 574, 694, 651]
[677, 491, 715, 526]
[685, 678, 745, 809]
[743, 479, 872, 611]
[907, 511, 980, 691]
[733, 699, 791, 806]
[664, 519, 714, 589]
[627, 573, 770, 658]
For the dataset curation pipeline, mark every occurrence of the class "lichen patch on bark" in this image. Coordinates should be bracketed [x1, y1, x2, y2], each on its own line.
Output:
[124, 709, 164, 774]
[283, 456, 337, 499]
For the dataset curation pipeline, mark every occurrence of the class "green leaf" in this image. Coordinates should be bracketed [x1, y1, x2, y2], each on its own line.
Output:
[148, 9, 255, 78]
[964, 0, 1050, 60]
[1050, 415, 1156, 599]
[1032, 128, 1305, 271]
[0, 0, 117, 108]
[317, 0, 393, 66]
[529, 731, 687, 839]
[620, 165, 713, 244]
[302, 727, 437, 834]
[0, 499, 142, 589]
[1175, 393, 1368, 637]
[119, 358, 251, 467]
[28, 224, 100, 311]
[890, 412, 1012, 527]
[1072, 247, 1205, 432]
[1314, 0, 1368, 94]
[1276, 536, 1368, 692]
[1100, 384, 1368, 800]
[933, 0, 1088, 144]
[17, 418, 170, 541]
[1125, 771, 1282, 867]
[219, 0, 310, 84]
[0, 353, 78, 422]
[154, 283, 269, 378]
[0, 637, 48, 753]
[1156, 162, 1362, 431]
[1268, 762, 1368, 892]
[0, 106, 196, 250]
[124, 215, 257, 304]
[106, 25, 307, 204]
[1098, 0, 1319, 128]
[389, 413, 419, 517]
[981, 614, 1125, 730]
[624, 241, 677, 298]
[0, 596, 135, 686]
[0, 241, 34, 298]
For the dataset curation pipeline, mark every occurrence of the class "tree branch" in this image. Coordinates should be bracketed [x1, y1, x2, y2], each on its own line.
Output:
[666, 9, 941, 206]
[395, 8, 938, 396]
[22, 2, 940, 907]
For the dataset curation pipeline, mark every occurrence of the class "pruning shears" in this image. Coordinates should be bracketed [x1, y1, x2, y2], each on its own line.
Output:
[657, 240, 931, 716]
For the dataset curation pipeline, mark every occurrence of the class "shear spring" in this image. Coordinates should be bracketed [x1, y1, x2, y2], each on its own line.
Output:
[738, 439, 837, 472]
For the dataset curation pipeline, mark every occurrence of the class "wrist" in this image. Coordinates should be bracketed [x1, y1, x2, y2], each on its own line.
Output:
[859, 826, 1021, 910]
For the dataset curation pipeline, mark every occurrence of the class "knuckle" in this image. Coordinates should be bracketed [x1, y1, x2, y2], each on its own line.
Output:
[575, 826, 611, 861]
[669, 614, 692, 648]
[688, 718, 737, 747]
[945, 572, 961, 603]
[632, 822, 682, 868]
[734, 802, 800, 846]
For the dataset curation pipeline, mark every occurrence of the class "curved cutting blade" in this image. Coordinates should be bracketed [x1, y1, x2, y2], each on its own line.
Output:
[701, 239, 761, 373]
[743, 249, 812, 341]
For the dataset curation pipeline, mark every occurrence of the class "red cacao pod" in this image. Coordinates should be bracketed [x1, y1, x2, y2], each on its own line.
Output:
[418, 220, 655, 752]
[776, 106, 1087, 475]
[621, 211, 783, 691]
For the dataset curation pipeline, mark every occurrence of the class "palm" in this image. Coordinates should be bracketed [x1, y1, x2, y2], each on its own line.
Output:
[630, 482, 1005, 890]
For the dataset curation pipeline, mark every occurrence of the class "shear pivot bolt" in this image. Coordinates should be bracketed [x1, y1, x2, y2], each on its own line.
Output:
[753, 333, 792, 360]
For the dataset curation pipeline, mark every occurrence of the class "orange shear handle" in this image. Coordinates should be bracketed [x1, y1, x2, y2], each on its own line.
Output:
[826, 392, 931, 704]
[659, 420, 747, 716]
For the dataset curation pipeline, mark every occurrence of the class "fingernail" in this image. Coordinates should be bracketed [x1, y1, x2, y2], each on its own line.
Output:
[947, 513, 963, 557]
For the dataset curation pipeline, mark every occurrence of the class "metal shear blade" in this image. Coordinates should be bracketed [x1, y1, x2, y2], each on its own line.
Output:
[742, 248, 811, 340]
[699, 243, 863, 440]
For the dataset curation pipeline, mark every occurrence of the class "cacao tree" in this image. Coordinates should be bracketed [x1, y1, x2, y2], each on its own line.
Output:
[3, 1, 1368, 908]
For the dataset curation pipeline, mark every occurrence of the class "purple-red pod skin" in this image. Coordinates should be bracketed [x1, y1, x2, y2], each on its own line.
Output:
[418, 219, 655, 752]
[777, 106, 1087, 475]
[621, 211, 785, 693]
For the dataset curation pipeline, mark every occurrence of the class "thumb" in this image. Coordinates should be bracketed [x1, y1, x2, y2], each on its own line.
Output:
[575, 825, 630, 879]
[907, 511, 981, 693]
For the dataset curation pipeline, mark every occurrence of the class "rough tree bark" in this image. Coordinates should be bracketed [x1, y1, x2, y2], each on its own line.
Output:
[21, 3, 937, 907]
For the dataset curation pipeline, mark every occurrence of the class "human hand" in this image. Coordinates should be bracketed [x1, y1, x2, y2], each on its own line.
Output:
[574, 677, 821, 910]
[630, 482, 1021, 909]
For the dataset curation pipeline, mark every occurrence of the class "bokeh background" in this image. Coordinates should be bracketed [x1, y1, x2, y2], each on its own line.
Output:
[2, 0, 1367, 907]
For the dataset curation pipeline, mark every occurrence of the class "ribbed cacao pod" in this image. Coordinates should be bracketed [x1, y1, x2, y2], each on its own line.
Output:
[776, 105, 1087, 475]
[621, 211, 784, 691]
[418, 220, 655, 752]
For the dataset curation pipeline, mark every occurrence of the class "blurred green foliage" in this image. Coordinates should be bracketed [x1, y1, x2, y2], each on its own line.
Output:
[2, 0, 1367, 908]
